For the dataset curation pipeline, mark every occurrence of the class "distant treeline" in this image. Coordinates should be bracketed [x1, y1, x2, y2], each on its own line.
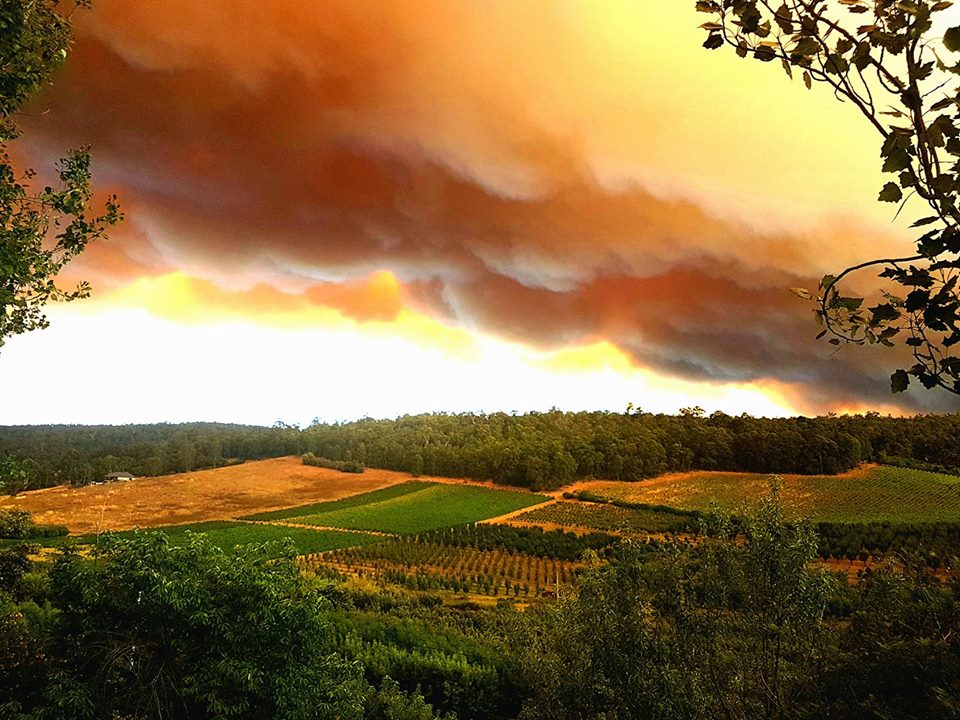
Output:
[3, 410, 960, 492]
[0, 423, 303, 492]
[302, 453, 364, 473]
[299, 410, 960, 489]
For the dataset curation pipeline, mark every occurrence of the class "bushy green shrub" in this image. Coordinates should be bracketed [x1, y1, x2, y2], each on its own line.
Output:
[303, 452, 365, 473]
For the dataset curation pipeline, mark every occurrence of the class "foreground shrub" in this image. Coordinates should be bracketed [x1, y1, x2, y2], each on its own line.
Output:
[27, 534, 366, 720]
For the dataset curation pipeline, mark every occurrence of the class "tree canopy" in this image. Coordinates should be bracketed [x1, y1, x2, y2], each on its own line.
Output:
[3, 533, 366, 719]
[0, 0, 120, 349]
[699, 0, 960, 395]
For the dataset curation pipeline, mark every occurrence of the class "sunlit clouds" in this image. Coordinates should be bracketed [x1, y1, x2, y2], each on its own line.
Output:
[0, 302, 795, 426]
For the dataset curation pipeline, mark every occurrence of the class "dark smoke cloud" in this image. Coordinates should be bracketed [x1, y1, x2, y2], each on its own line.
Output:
[18, 1, 958, 414]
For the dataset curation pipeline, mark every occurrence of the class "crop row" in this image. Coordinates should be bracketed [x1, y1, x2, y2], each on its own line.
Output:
[298, 543, 580, 596]
[413, 522, 616, 560]
[816, 521, 960, 566]
[513, 501, 694, 535]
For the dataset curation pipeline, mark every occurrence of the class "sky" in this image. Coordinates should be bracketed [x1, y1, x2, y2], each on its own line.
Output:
[3, 0, 958, 426]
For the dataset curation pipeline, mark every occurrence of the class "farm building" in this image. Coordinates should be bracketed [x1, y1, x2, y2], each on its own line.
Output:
[101, 471, 135, 483]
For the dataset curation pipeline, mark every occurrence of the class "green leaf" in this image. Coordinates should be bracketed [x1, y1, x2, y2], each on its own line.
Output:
[945, 26, 960, 52]
[882, 147, 912, 173]
[793, 37, 820, 56]
[891, 369, 910, 393]
[703, 33, 725, 50]
[869, 302, 901, 324]
[878, 182, 903, 202]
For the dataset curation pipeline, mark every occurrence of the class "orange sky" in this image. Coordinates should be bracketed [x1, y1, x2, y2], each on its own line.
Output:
[2, 1, 957, 424]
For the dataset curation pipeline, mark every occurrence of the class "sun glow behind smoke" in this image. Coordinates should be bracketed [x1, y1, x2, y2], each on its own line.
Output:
[0, 275, 794, 425]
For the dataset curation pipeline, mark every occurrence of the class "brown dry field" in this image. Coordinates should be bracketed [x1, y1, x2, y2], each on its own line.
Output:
[0, 457, 437, 534]
[562, 463, 879, 502]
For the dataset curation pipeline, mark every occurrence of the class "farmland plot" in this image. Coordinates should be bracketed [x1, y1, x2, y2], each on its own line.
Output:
[301, 541, 580, 597]
[270, 482, 549, 534]
[584, 466, 960, 523]
[19, 521, 379, 556]
[514, 501, 695, 534]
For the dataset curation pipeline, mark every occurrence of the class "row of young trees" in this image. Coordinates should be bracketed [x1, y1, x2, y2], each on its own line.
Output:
[413, 524, 617, 561]
[4, 411, 960, 492]
[816, 520, 960, 565]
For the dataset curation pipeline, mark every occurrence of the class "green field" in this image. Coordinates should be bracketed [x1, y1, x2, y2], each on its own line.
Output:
[242, 482, 431, 521]
[160, 523, 381, 554]
[586, 466, 960, 523]
[11, 521, 378, 555]
[279, 482, 549, 534]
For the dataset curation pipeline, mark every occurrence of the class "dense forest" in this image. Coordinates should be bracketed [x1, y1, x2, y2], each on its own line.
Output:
[3, 410, 960, 492]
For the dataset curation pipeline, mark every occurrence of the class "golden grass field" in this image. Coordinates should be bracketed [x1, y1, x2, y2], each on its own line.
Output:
[0, 457, 424, 534]
[569, 463, 960, 523]
[569, 464, 877, 506]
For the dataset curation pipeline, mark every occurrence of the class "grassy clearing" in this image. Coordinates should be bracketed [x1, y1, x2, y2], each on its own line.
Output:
[242, 481, 431, 521]
[291, 483, 548, 534]
[586, 466, 960, 523]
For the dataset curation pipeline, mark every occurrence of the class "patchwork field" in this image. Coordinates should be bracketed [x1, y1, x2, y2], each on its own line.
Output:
[0, 457, 446, 533]
[578, 465, 960, 523]
[2, 463, 555, 569]
[244, 482, 430, 522]
[296, 523, 617, 597]
[246, 481, 549, 534]
[146, 523, 380, 555]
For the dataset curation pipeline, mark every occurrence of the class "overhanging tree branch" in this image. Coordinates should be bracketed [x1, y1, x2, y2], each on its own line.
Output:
[699, 0, 960, 395]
